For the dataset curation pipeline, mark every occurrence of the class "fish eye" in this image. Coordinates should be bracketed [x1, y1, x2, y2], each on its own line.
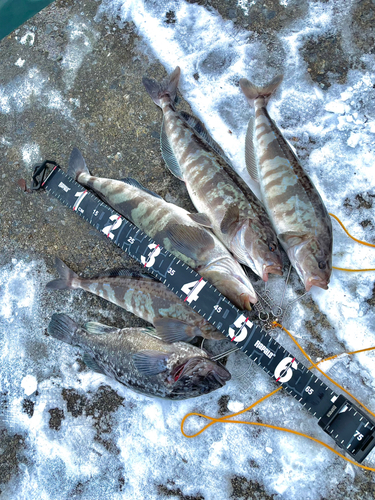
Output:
[268, 243, 276, 252]
[318, 261, 326, 270]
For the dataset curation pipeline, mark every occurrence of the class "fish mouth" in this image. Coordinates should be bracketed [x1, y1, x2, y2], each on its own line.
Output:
[263, 264, 283, 281]
[305, 277, 329, 292]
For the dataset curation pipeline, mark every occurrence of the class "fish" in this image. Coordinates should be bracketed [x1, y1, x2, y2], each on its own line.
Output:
[239, 75, 333, 291]
[67, 147, 257, 310]
[142, 66, 283, 282]
[47, 313, 231, 400]
[46, 257, 225, 342]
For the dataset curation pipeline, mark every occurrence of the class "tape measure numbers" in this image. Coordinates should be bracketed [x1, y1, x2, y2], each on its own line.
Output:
[32, 162, 375, 464]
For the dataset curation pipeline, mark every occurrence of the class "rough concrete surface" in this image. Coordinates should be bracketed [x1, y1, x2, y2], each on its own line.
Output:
[0, 0, 374, 499]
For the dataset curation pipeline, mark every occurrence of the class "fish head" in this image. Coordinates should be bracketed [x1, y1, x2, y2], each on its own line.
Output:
[171, 357, 231, 397]
[288, 237, 332, 291]
[200, 258, 258, 310]
[231, 222, 283, 281]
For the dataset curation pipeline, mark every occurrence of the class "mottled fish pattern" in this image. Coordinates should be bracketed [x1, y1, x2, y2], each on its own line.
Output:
[67, 148, 257, 310]
[47, 313, 230, 400]
[46, 258, 225, 342]
[142, 67, 283, 283]
[240, 75, 333, 291]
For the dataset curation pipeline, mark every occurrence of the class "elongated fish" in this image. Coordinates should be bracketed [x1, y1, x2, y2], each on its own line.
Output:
[239, 75, 333, 291]
[46, 257, 224, 342]
[47, 313, 230, 400]
[142, 67, 283, 282]
[67, 147, 257, 310]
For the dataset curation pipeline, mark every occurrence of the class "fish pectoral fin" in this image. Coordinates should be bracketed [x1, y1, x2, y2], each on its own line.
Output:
[120, 177, 163, 199]
[160, 118, 184, 180]
[166, 223, 215, 260]
[153, 318, 198, 343]
[178, 111, 232, 165]
[67, 148, 90, 181]
[245, 117, 260, 183]
[187, 212, 212, 228]
[82, 353, 106, 375]
[220, 204, 240, 234]
[132, 350, 170, 376]
[84, 322, 120, 335]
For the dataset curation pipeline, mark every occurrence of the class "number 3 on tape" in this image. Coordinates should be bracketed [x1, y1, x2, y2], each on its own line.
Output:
[141, 243, 161, 268]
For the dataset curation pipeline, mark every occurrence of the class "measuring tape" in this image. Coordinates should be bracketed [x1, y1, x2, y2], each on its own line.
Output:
[32, 161, 375, 464]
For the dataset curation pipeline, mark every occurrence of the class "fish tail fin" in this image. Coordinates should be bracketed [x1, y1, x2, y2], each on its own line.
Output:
[142, 66, 181, 108]
[47, 313, 79, 345]
[45, 257, 79, 290]
[239, 75, 283, 106]
[67, 147, 90, 181]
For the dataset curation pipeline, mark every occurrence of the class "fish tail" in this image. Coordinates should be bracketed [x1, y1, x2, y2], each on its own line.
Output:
[45, 257, 79, 290]
[67, 147, 90, 181]
[47, 313, 79, 345]
[142, 66, 181, 108]
[239, 75, 283, 106]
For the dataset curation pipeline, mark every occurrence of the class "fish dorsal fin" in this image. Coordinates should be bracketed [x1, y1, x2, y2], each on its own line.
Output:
[82, 353, 106, 375]
[187, 212, 212, 228]
[220, 204, 240, 234]
[121, 177, 163, 199]
[153, 318, 198, 343]
[91, 268, 158, 281]
[160, 118, 184, 180]
[245, 117, 259, 183]
[179, 111, 232, 165]
[85, 322, 120, 335]
[166, 223, 215, 261]
[132, 350, 170, 376]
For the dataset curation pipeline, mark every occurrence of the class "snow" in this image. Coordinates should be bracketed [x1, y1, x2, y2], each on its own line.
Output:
[1, 0, 375, 499]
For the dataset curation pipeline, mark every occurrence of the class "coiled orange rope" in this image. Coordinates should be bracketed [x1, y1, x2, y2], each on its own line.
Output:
[181, 214, 375, 470]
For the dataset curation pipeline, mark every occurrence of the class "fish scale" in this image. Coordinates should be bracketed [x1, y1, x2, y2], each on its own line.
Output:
[143, 66, 283, 282]
[66, 148, 258, 311]
[241, 75, 333, 291]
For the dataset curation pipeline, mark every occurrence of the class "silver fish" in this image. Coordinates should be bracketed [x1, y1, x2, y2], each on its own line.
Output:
[47, 313, 230, 400]
[67, 147, 257, 310]
[240, 75, 333, 291]
[46, 257, 224, 342]
[142, 66, 283, 282]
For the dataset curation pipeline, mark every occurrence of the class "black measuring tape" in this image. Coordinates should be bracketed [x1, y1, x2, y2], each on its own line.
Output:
[33, 161, 375, 464]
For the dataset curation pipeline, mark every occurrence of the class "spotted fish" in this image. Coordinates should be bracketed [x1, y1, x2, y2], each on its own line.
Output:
[142, 66, 283, 283]
[67, 147, 257, 310]
[46, 257, 224, 342]
[240, 75, 333, 291]
[47, 313, 230, 400]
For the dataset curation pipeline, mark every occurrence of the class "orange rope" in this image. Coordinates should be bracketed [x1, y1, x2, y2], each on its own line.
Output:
[181, 326, 375, 471]
[329, 213, 375, 271]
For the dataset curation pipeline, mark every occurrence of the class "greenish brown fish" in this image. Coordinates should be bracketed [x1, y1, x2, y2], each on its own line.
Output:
[67, 147, 257, 310]
[46, 257, 224, 342]
[47, 313, 230, 400]
[142, 66, 283, 283]
[240, 75, 333, 291]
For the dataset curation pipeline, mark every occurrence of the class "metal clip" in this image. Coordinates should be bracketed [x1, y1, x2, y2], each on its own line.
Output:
[31, 160, 59, 190]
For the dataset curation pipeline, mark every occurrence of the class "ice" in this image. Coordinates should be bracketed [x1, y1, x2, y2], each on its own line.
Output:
[2, 0, 375, 498]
